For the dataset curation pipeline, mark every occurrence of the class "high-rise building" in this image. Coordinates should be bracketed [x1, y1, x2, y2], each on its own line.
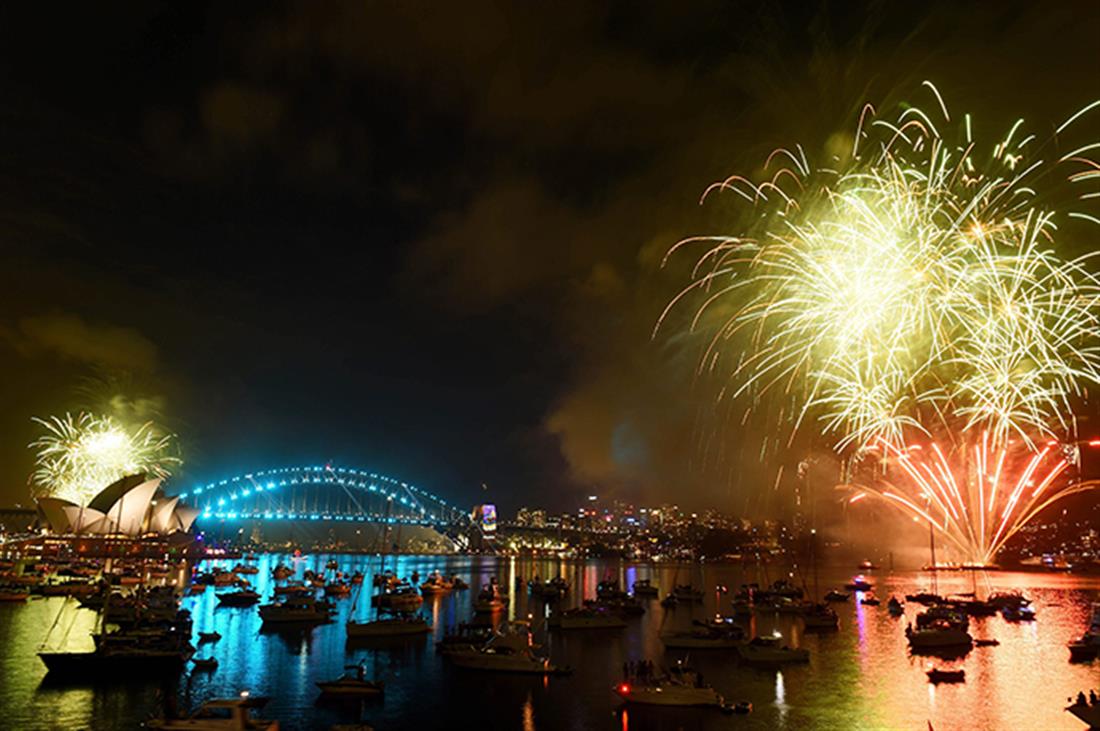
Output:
[516, 507, 531, 526]
[530, 509, 546, 528]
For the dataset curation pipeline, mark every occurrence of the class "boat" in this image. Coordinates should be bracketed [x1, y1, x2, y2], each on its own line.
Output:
[258, 595, 332, 624]
[528, 577, 568, 600]
[801, 603, 839, 630]
[988, 591, 1031, 609]
[146, 695, 278, 730]
[39, 591, 194, 677]
[232, 564, 259, 575]
[373, 581, 423, 611]
[905, 591, 943, 605]
[926, 667, 965, 683]
[671, 585, 705, 602]
[736, 635, 810, 664]
[317, 665, 384, 697]
[887, 596, 904, 615]
[326, 559, 339, 570]
[763, 580, 804, 600]
[272, 565, 293, 581]
[1001, 603, 1036, 622]
[324, 582, 352, 597]
[974, 638, 1000, 647]
[660, 623, 745, 649]
[858, 560, 879, 571]
[861, 596, 881, 606]
[39, 640, 194, 676]
[446, 627, 567, 674]
[473, 584, 506, 613]
[906, 621, 973, 650]
[192, 657, 218, 671]
[844, 576, 873, 592]
[824, 590, 850, 602]
[1069, 639, 1100, 662]
[273, 581, 312, 596]
[632, 579, 659, 598]
[198, 632, 222, 643]
[217, 590, 261, 607]
[419, 571, 455, 595]
[1068, 694, 1100, 728]
[0, 587, 30, 602]
[451, 576, 469, 590]
[188, 585, 207, 596]
[346, 614, 431, 638]
[614, 663, 732, 708]
[549, 607, 627, 630]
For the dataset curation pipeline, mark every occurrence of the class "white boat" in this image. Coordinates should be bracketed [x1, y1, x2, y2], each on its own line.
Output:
[549, 607, 626, 630]
[614, 666, 727, 707]
[346, 615, 431, 638]
[737, 635, 810, 664]
[147, 696, 278, 730]
[258, 595, 331, 624]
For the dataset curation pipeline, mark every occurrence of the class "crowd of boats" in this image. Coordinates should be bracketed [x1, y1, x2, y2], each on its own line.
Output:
[20, 552, 1100, 726]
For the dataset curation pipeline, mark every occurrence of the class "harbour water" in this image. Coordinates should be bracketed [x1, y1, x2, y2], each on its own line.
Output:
[2, 554, 1100, 730]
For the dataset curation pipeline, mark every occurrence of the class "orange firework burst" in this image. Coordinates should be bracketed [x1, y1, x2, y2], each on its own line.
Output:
[848, 435, 1098, 565]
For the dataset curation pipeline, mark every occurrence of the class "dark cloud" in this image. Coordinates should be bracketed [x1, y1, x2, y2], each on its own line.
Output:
[10, 314, 158, 372]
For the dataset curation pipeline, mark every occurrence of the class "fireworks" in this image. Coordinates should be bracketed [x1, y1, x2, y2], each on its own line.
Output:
[848, 437, 1093, 566]
[662, 84, 1100, 562]
[660, 83, 1100, 452]
[29, 412, 181, 505]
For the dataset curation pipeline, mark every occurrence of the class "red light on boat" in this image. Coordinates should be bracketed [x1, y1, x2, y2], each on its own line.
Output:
[1089, 439, 1100, 447]
[619, 684, 630, 694]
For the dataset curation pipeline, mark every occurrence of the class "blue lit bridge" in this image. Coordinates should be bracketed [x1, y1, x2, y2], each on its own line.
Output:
[176, 465, 467, 529]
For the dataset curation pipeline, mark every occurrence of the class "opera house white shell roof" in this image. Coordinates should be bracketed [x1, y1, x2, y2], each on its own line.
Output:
[36, 475, 198, 537]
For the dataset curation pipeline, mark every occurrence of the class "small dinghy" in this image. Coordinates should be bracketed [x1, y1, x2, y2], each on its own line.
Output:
[926, 667, 965, 684]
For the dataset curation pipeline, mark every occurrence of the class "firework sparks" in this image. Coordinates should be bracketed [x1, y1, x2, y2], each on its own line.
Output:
[662, 83, 1100, 562]
[849, 436, 1093, 566]
[29, 412, 181, 505]
[660, 83, 1100, 452]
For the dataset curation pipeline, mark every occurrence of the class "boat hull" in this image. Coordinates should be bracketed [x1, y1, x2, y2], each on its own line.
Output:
[39, 650, 190, 677]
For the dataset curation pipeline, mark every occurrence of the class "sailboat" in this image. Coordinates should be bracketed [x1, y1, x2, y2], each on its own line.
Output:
[346, 509, 430, 638]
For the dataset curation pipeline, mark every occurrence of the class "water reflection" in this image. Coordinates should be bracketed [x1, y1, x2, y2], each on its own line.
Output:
[4, 557, 1100, 728]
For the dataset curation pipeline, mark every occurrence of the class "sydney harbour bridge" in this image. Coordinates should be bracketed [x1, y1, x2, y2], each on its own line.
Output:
[174, 464, 475, 550]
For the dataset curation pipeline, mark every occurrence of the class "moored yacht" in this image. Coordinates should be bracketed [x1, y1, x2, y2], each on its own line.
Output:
[736, 634, 810, 664]
[614, 664, 732, 709]
[258, 595, 332, 624]
[660, 622, 745, 649]
[317, 664, 384, 697]
[346, 613, 431, 638]
[549, 606, 627, 630]
[446, 624, 567, 674]
[146, 694, 278, 730]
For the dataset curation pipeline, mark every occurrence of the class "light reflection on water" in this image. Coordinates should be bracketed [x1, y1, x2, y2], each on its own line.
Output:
[1, 556, 1100, 729]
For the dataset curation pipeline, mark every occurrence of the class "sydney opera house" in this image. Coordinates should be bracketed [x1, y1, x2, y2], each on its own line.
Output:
[7, 475, 202, 559]
[36, 474, 198, 537]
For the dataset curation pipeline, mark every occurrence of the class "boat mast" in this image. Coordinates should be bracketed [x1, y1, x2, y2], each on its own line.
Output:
[928, 519, 938, 596]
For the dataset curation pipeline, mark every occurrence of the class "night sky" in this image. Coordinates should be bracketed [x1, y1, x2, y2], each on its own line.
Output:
[1, 2, 1098, 516]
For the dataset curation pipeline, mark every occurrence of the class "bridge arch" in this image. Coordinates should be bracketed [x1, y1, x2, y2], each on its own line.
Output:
[175, 464, 464, 526]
